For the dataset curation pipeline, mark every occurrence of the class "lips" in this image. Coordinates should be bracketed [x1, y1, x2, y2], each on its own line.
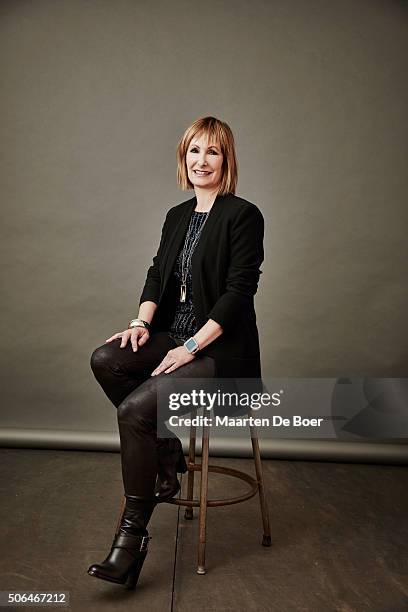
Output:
[194, 170, 212, 175]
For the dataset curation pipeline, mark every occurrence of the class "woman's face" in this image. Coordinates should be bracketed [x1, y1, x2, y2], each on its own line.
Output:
[186, 132, 224, 191]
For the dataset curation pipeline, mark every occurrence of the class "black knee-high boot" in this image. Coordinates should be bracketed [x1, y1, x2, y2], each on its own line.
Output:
[87, 494, 156, 589]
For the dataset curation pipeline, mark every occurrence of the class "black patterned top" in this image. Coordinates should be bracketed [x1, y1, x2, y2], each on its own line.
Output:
[168, 210, 209, 342]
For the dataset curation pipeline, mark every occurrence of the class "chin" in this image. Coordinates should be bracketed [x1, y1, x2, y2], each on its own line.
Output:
[190, 176, 216, 186]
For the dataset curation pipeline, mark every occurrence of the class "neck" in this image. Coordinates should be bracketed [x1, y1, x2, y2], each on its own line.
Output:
[194, 187, 219, 212]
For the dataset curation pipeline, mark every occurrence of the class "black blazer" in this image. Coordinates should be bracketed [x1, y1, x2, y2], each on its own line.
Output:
[139, 192, 264, 379]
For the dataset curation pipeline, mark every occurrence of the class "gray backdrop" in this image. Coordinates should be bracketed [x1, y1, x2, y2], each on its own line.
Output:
[1, 0, 407, 461]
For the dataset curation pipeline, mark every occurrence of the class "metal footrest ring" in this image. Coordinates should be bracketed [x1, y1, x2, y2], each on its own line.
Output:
[167, 463, 259, 508]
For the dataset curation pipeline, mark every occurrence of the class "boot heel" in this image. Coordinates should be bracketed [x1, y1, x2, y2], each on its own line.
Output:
[173, 438, 188, 473]
[176, 451, 188, 474]
[125, 552, 147, 590]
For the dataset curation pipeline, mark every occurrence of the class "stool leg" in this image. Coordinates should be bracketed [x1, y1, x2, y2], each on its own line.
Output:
[184, 425, 196, 520]
[197, 425, 209, 574]
[249, 426, 272, 546]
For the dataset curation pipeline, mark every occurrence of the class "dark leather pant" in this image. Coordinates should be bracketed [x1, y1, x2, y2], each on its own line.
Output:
[90, 331, 216, 498]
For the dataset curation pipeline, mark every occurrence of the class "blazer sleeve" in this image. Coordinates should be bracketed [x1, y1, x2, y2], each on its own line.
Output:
[139, 211, 170, 306]
[206, 203, 264, 332]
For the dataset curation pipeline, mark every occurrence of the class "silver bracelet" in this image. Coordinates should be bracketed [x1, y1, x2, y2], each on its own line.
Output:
[128, 318, 151, 331]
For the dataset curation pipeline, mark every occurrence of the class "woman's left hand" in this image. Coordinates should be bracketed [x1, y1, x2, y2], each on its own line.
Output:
[151, 346, 195, 376]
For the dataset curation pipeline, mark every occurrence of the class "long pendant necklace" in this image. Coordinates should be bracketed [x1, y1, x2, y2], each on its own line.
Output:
[180, 211, 209, 302]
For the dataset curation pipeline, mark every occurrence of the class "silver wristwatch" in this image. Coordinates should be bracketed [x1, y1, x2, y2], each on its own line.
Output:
[183, 336, 200, 354]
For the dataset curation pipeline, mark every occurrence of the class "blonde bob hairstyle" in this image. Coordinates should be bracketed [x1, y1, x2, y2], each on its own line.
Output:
[176, 116, 237, 196]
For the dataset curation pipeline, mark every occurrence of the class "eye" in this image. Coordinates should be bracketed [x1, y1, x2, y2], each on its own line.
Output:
[189, 147, 219, 154]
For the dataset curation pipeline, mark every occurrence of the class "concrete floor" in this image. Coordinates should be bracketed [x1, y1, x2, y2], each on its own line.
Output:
[0, 448, 407, 612]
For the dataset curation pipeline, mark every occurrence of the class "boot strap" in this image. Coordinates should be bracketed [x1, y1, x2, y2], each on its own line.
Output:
[113, 533, 151, 552]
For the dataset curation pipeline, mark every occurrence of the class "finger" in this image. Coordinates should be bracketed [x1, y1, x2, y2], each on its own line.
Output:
[105, 333, 120, 343]
[152, 353, 176, 375]
[138, 333, 148, 346]
[162, 359, 178, 374]
[120, 333, 129, 348]
[136, 331, 147, 347]
[151, 360, 167, 376]
[131, 336, 138, 352]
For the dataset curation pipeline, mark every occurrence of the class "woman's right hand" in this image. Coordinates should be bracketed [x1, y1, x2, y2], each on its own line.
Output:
[105, 326, 150, 352]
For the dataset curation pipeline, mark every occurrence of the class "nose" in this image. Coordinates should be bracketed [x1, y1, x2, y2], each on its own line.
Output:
[197, 153, 208, 167]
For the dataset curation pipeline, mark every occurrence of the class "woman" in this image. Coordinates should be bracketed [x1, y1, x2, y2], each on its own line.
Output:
[88, 116, 264, 589]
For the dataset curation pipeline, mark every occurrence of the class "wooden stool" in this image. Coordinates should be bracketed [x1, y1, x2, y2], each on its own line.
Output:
[116, 410, 272, 575]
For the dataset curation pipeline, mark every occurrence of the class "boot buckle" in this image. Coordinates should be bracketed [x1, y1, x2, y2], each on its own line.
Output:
[140, 535, 151, 552]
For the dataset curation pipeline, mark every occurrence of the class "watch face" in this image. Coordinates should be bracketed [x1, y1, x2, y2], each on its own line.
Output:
[185, 338, 197, 352]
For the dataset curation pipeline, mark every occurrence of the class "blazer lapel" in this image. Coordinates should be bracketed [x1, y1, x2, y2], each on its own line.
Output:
[191, 193, 227, 265]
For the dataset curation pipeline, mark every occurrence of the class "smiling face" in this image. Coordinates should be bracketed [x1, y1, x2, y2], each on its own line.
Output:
[186, 132, 224, 191]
